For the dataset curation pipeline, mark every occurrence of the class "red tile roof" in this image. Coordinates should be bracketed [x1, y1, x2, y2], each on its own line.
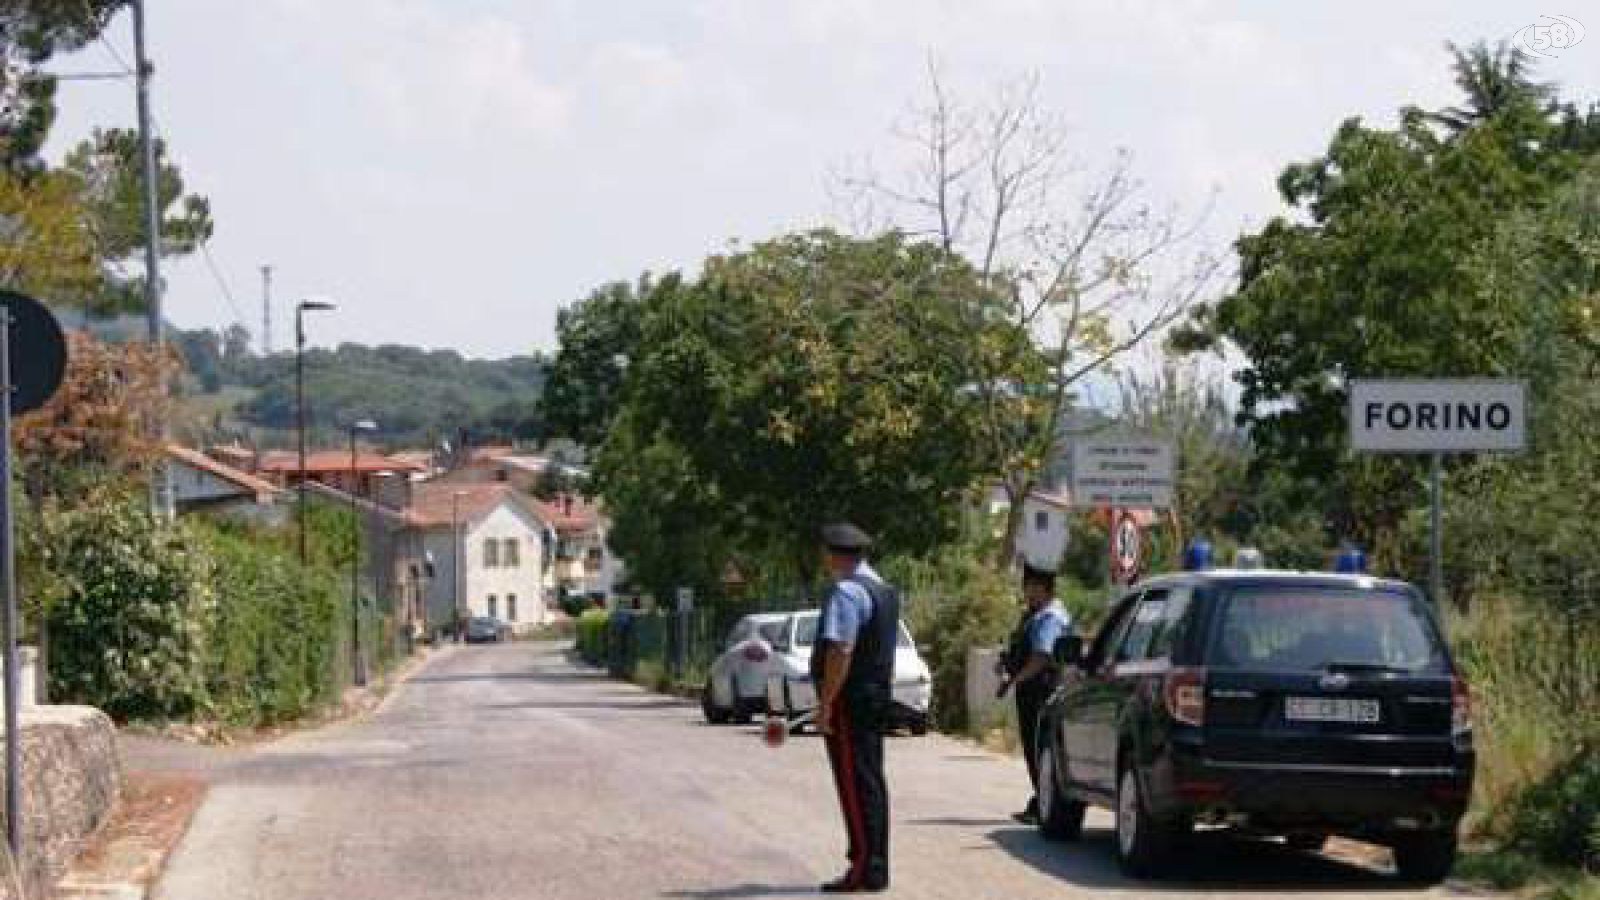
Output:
[407, 482, 539, 528]
[531, 494, 601, 532]
[166, 445, 282, 502]
[258, 450, 424, 474]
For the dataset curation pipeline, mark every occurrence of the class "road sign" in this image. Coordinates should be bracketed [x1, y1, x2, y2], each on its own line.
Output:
[0, 291, 67, 416]
[1349, 379, 1527, 453]
[676, 587, 694, 614]
[1072, 438, 1175, 509]
[1110, 510, 1142, 583]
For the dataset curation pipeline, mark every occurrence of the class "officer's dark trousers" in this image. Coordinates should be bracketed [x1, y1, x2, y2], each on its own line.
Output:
[1015, 679, 1051, 803]
[823, 693, 889, 885]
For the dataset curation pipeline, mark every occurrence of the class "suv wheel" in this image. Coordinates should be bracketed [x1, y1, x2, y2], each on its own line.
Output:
[701, 678, 731, 725]
[1115, 766, 1176, 878]
[1036, 745, 1085, 841]
[1391, 832, 1456, 884]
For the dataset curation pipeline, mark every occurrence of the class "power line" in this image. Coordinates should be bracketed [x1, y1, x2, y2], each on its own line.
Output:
[199, 240, 248, 326]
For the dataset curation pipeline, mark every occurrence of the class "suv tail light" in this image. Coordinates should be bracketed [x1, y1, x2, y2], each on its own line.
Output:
[1163, 666, 1206, 726]
[742, 642, 770, 663]
[1451, 675, 1472, 734]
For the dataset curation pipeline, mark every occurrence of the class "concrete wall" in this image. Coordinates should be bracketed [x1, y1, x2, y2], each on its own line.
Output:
[966, 647, 1006, 728]
[0, 706, 121, 900]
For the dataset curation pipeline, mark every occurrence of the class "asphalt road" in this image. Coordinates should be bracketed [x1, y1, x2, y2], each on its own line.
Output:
[153, 641, 1483, 900]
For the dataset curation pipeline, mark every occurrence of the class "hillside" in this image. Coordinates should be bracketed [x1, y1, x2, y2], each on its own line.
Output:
[171, 326, 547, 449]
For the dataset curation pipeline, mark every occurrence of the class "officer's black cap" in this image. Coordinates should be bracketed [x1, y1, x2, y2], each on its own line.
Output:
[1022, 562, 1057, 585]
[821, 522, 873, 554]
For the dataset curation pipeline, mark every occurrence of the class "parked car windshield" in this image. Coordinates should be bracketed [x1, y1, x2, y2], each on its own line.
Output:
[1213, 587, 1447, 674]
[791, 612, 913, 648]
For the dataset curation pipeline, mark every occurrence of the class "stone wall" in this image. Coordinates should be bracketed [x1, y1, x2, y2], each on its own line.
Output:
[0, 706, 121, 899]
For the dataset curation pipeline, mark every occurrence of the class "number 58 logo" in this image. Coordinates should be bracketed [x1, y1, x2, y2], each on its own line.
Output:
[1513, 15, 1585, 58]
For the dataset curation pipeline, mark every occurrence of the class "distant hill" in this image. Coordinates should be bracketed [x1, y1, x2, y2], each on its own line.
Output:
[168, 326, 547, 450]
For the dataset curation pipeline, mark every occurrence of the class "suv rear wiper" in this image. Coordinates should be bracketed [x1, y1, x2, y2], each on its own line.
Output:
[1319, 661, 1412, 675]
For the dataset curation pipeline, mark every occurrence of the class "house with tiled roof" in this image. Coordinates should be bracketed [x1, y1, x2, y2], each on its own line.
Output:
[531, 493, 624, 604]
[165, 445, 285, 522]
[256, 449, 425, 499]
[407, 482, 554, 636]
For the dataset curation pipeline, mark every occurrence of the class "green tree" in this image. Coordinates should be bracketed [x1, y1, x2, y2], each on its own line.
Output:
[1172, 44, 1586, 562]
[0, 0, 129, 170]
[599, 230, 1002, 587]
[540, 278, 646, 448]
[60, 127, 214, 318]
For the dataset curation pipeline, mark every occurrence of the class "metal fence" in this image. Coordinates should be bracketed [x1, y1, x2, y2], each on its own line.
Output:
[596, 598, 803, 687]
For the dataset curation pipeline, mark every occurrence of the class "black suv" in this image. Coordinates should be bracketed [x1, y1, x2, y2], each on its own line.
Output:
[1035, 571, 1474, 883]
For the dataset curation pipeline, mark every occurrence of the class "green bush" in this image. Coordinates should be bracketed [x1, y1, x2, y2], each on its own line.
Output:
[199, 524, 344, 726]
[1509, 746, 1600, 871]
[43, 489, 211, 721]
[576, 609, 609, 664]
[35, 478, 385, 727]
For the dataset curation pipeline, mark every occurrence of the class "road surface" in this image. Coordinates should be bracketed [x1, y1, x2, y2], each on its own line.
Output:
[154, 641, 1481, 899]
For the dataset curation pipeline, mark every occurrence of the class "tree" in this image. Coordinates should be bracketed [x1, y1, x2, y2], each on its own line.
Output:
[840, 66, 1219, 564]
[15, 330, 174, 497]
[0, 0, 130, 170]
[60, 127, 214, 319]
[599, 230, 1002, 586]
[1171, 46, 1586, 563]
[0, 167, 99, 302]
[1424, 41, 1554, 136]
[540, 278, 645, 448]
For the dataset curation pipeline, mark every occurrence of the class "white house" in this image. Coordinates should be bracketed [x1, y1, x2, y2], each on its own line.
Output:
[532, 494, 624, 604]
[1018, 488, 1072, 571]
[407, 483, 553, 637]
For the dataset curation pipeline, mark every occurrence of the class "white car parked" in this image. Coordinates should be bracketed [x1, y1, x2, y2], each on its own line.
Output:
[702, 610, 932, 735]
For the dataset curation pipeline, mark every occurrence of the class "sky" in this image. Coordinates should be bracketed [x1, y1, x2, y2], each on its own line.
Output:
[43, 0, 1600, 359]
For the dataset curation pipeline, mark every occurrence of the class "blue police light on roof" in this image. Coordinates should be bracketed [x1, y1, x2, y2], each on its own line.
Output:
[1183, 538, 1213, 571]
[1334, 544, 1367, 573]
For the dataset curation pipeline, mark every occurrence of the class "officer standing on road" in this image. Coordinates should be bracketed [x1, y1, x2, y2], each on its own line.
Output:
[812, 522, 898, 894]
[996, 562, 1071, 825]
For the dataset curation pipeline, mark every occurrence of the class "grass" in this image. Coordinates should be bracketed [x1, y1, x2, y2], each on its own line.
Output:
[1445, 596, 1599, 892]
[1456, 848, 1600, 899]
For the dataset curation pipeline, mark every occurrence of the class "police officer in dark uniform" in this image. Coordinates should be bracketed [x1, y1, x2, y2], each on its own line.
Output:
[812, 522, 897, 894]
[996, 562, 1071, 824]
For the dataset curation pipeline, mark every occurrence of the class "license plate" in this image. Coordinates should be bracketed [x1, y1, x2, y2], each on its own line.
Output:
[1285, 696, 1381, 724]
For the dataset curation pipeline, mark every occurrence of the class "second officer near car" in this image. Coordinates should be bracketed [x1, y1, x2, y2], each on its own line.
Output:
[812, 522, 898, 893]
[996, 562, 1071, 825]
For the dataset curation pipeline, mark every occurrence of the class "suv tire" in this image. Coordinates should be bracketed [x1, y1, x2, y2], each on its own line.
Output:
[701, 678, 732, 725]
[1036, 745, 1085, 841]
[1115, 765, 1177, 878]
[1391, 832, 1456, 884]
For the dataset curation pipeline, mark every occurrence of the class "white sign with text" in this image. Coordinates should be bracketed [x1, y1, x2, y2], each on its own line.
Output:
[1071, 439, 1175, 509]
[1349, 379, 1527, 453]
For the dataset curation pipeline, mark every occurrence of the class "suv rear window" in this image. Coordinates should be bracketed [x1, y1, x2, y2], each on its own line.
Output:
[1213, 587, 1447, 674]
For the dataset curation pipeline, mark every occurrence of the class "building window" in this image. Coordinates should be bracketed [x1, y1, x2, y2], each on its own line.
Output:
[488, 595, 498, 619]
[1035, 510, 1050, 532]
[507, 594, 518, 622]
[503, 538, 520, 567]
[483, 538, 499, 568]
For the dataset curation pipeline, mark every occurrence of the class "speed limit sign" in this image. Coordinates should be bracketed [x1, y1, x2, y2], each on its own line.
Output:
[1110, 510, 1142, 583]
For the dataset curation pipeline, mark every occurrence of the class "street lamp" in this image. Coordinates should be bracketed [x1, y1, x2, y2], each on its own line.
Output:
[295, 298, 335, 563]
[349, 418, 378, 687]
[451, 490, 467, 643]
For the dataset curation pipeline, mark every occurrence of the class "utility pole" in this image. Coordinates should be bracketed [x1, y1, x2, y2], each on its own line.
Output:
[260, 264, 273, 355]
[132, 0, 172, 515]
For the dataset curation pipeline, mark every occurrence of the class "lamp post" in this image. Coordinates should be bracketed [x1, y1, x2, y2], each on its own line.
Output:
[452, 490, 467, 642]
[349, 418, 378, 687]
[295, 299, 335, 563]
